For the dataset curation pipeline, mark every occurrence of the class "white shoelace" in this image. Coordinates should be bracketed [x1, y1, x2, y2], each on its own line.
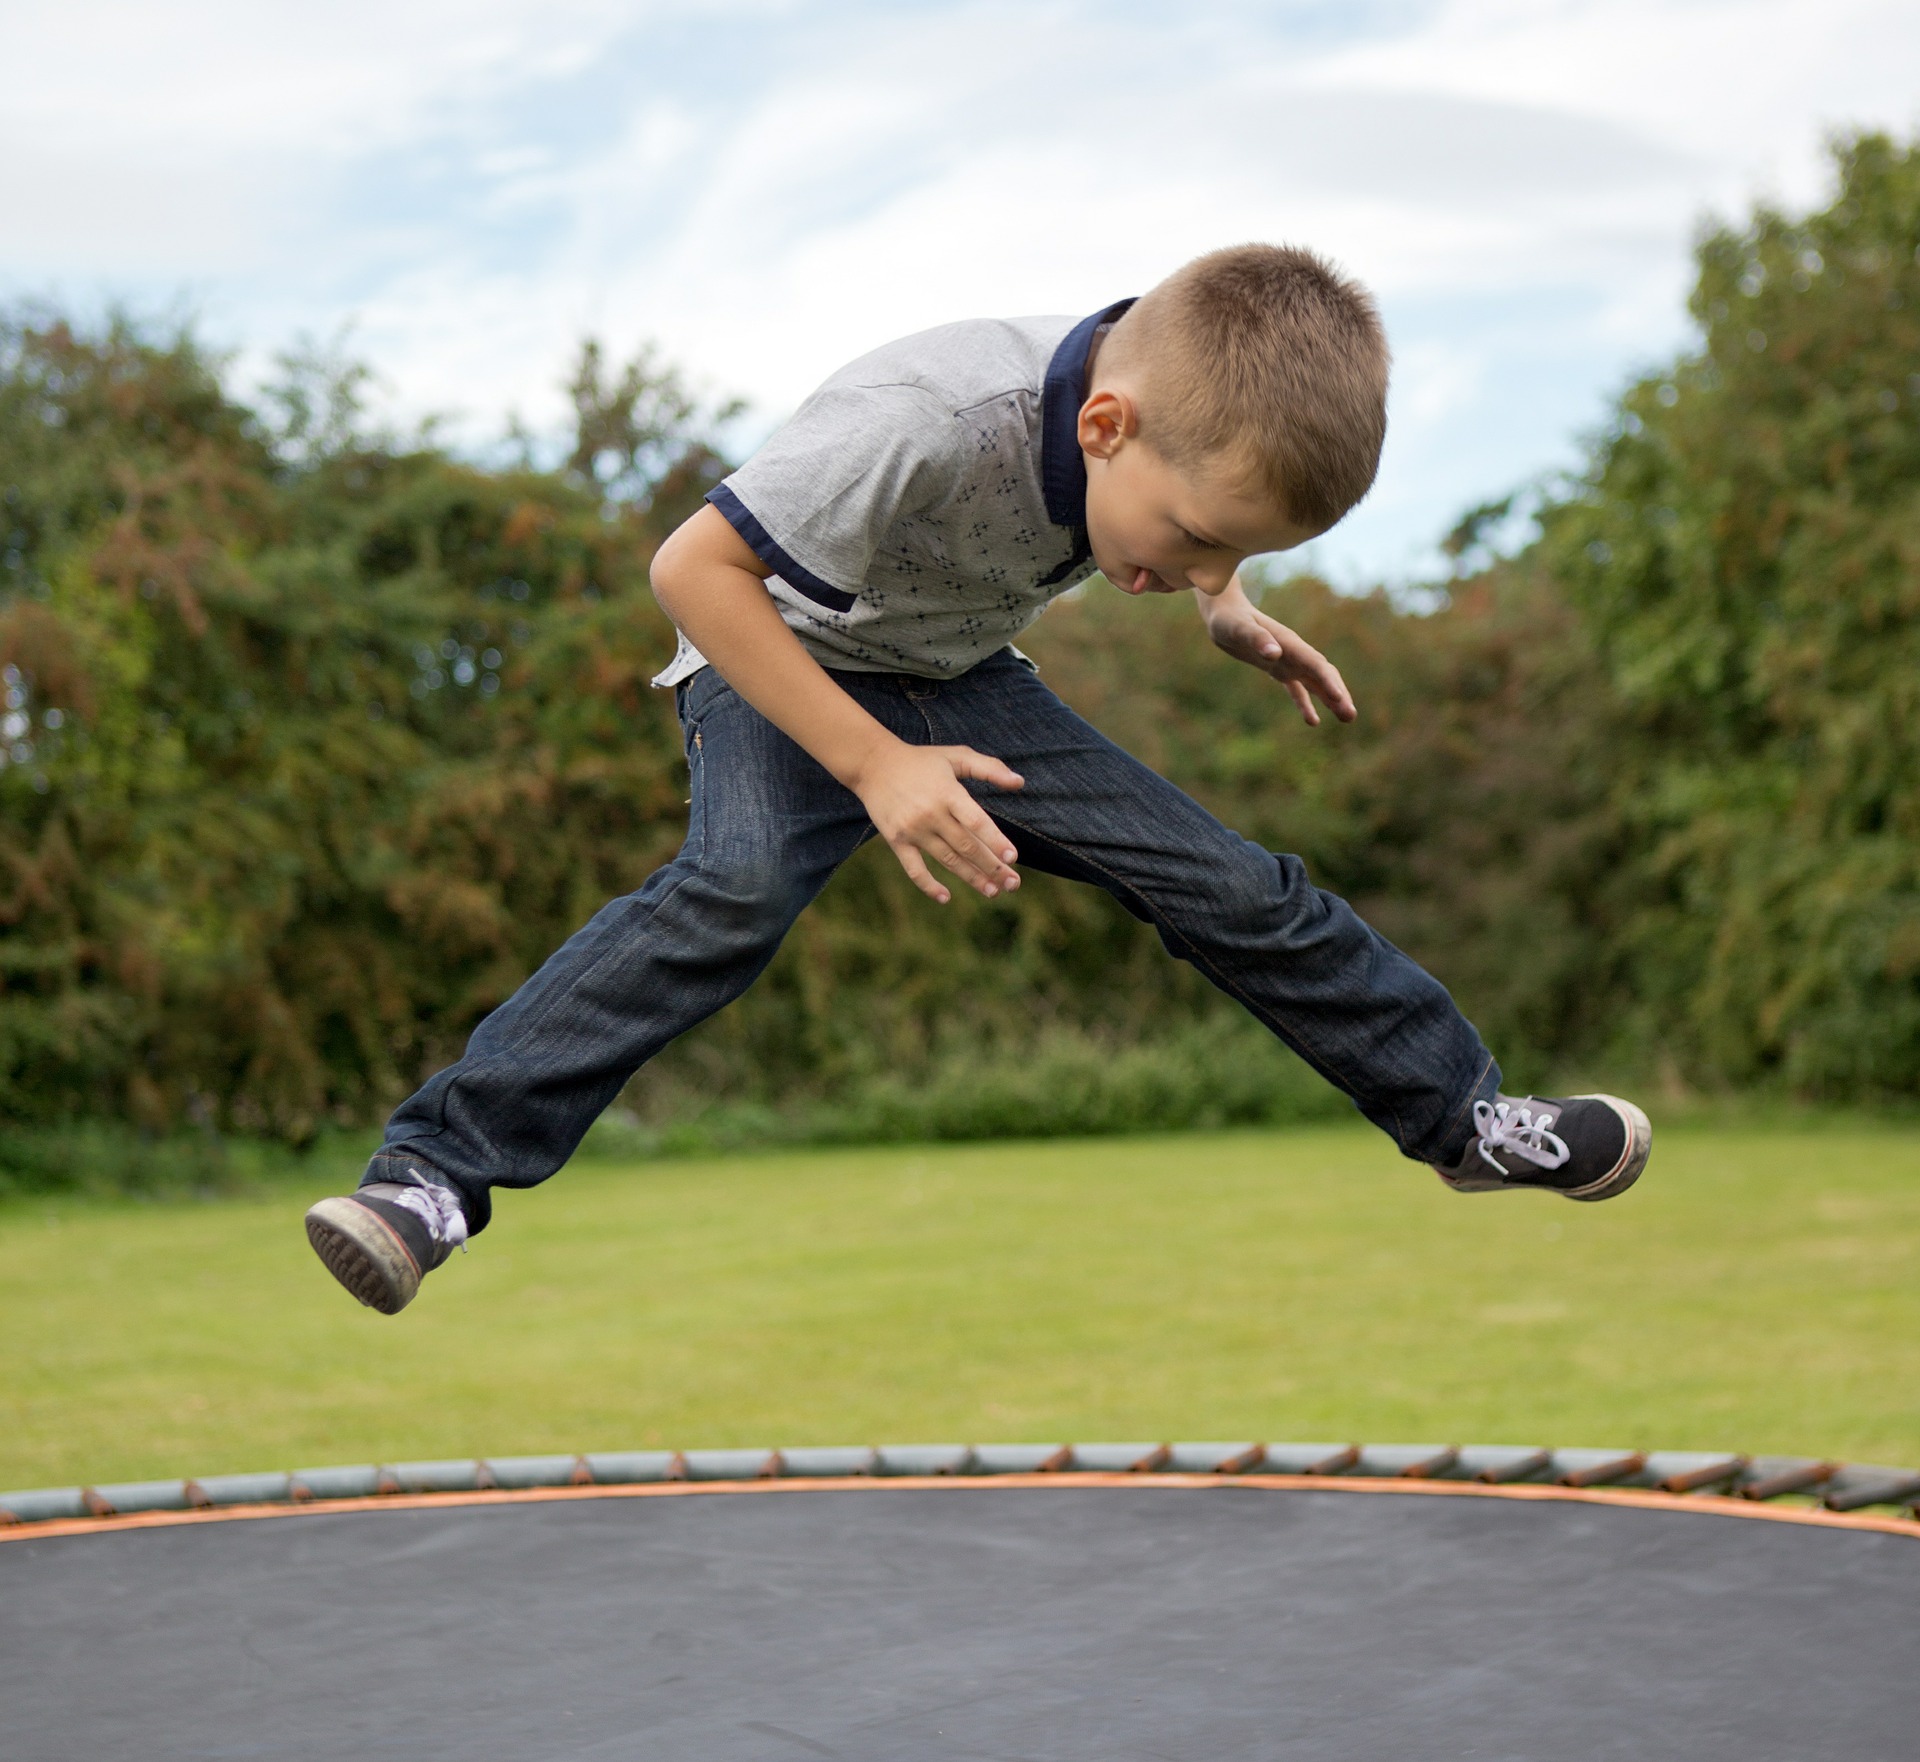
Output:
[1473, 1099, 1570, 1172]
[389, 1177, 470, 1250]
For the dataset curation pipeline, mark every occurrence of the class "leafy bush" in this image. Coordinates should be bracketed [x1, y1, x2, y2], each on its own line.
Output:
[1536, 131, 1920, 1095]
[0, 319, 718, 1138]
[0, 1120, 232, 1199]
[582, 1016, 1351, 1159]
[4, 128, 1918, 1175]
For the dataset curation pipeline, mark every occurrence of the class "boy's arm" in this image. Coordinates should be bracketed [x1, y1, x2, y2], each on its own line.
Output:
[1194, 574, 1356, 727]
[650, 503, 1023, 905]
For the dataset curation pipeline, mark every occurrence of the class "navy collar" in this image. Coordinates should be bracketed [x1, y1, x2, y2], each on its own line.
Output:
[1040, 298, 1137, 529]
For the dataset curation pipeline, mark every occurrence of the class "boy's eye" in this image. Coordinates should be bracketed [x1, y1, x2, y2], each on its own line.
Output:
[1176, 526, 1218, 549]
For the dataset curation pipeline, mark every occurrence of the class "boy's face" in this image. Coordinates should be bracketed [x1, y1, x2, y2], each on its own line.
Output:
[1077, 388, 1318, 597]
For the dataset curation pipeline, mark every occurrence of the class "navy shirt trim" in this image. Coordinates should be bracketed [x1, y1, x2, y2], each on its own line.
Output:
[1039, 297, 1138, 531]
[705, 483, 859, 614]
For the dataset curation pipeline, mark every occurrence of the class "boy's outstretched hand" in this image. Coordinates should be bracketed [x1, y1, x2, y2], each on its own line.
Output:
[853, 742, 1025, 906]
[1198, 582, 1356, 727]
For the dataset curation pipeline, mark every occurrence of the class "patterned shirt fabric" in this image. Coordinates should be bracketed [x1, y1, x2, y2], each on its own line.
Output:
[651, 300, 1135, 687]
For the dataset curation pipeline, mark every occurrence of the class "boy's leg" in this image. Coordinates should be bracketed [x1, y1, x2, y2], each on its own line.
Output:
[364, 665, 881, 1234]
[925, 654, 1497, 1166]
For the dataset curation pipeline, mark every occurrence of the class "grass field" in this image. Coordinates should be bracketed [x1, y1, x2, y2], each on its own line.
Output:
[3, 1121, 1918, 1492]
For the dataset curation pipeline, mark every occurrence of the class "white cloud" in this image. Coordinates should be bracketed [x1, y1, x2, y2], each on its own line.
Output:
[4, 0, 1915, 575]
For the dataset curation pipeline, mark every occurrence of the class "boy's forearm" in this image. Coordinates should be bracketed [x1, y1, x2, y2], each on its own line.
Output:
[651, 509, 903, 790]
[652, 504, 1024, 906]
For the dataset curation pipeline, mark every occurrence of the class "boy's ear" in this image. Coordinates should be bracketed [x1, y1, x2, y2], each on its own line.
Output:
[1077, 388, 1140, 459]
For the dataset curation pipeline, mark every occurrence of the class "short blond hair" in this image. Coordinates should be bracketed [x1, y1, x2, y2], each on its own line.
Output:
[1111, 244, 1389, 530]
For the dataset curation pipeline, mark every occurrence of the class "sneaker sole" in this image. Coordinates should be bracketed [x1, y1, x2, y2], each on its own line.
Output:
[304, 1197, 423, 1315]
[1436, 1095, 1653, 1202]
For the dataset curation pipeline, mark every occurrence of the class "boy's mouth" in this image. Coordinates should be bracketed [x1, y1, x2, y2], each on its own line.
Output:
[1117, 566, 1175, 595]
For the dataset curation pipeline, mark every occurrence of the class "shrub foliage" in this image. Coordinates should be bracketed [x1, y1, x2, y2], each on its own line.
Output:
[1536, 131, 1920, 1093]
[2, 131, 1916, 1145]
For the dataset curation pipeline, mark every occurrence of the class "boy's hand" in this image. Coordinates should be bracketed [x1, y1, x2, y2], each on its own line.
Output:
[1199, 586, 1356, 727]
[852, 742, 1025, 906]
[651, 507, 1024, 908]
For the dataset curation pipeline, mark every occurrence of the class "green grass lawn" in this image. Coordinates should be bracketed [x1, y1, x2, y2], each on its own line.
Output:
[3, 1121, 1918, 1491]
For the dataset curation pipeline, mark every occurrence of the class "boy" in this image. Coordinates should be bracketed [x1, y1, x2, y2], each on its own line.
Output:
[306, 246, 1651, 1315]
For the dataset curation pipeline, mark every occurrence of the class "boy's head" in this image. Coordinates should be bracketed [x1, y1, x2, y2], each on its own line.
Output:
[1078, 244, 1389, 597]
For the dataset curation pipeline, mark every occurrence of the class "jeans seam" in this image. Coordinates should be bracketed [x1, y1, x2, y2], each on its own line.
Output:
[685, 699, 709, 869]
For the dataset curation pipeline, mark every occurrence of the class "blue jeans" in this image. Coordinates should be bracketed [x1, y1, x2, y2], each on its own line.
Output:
[368, 651, 1499, 1229]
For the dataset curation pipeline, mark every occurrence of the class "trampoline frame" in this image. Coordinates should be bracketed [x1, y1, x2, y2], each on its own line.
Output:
[7, 1441, 1919, 1545]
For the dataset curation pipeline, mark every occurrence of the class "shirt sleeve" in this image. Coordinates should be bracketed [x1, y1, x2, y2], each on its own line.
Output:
[706, 382, 963, 613]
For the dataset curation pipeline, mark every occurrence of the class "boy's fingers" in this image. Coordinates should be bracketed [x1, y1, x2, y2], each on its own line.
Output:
[931, 822, 1018, 896]
[944, 747, 1026, 793]
[1275, 645, 1354, 723]
[1221, 611, 1357, 723]
[912, 798, 1021, 897]
[1313, 665, 1355, 721]
[869, 750, 1024, 902]
[928, 837, 1002, 897]
[953, 800, 1019, 872]
[1296, 649, 1354, 719]
[890, 840, 952, 905]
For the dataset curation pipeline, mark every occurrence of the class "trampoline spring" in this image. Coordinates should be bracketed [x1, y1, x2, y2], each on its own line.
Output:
[1557, 1451, 1646, 1488]
[1472, 1448, 1552, 1484]
[1738, 1460, 1839, 1502]
[290, 1466, 387, 1503]
[1300, 1444, 1361, 1476]
[1061, 1444, 1167, 1473]
[1823, 1469, 1920, 1514]
[11, 1443, 1920, 1543]
[1659, 1456, 1750, 1495]
[773, 1448, 879, 1479]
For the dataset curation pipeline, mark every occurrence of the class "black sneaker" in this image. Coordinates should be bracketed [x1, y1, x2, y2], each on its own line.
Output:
[1434, 1094, 1651, 1202]
[304, 1173, 468, 1314]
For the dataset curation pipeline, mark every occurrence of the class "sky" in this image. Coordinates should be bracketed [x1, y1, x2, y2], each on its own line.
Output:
[4, 0, 1916, 582]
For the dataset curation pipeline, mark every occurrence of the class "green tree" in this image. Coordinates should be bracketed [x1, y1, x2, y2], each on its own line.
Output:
[10, 129, 1919, 1158]
[0, 320, 716, 1137]
[1537, 131, 1920, 1094]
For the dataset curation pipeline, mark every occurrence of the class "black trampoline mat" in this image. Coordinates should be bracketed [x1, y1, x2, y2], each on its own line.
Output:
[3, 1484, 1915, 1761]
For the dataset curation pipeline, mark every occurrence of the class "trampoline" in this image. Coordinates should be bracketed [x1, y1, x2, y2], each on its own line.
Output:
[5, 1441, 1918, 1760]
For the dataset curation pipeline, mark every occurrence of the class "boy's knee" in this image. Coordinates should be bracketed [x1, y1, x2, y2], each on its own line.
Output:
[1213, 840, 1305, 909]
[1193, 844, 1331, 943]
[672, 842, 812, 942]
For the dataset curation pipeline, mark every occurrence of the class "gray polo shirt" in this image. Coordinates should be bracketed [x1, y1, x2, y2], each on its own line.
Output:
[651, 299, 1135, 687]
